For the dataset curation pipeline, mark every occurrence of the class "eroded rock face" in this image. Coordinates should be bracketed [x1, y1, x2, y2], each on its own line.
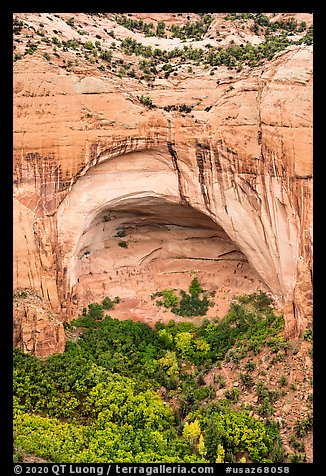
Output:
[64, 195, 267, 323]
[13, 290, 65, 357]
[13, 17, 312, 354]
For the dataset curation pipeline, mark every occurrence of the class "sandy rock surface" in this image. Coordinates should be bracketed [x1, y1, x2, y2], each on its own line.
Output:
[13, 13, 312, 353]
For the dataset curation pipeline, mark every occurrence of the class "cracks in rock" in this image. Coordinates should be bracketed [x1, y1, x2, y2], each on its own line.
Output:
[292, 301, 298, 327]
[173, 256, 247, 262]
[217, 250, 243, 258]
[166, 140, 189, 206]
[257, 213, 268, 246]
[257, 79, 264, 165]
[212, 147, 222, 173]
[160, 270, 192, 275]
[261, 120, 310, 129]
[184, 235, 228, 241]
[139, 247, 163, 265]
[237, 181, 262, 212]
[195, 141, 212, 209]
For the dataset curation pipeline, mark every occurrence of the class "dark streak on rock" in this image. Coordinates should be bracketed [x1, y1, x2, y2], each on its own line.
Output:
[213, 147, 222, 173]
[196, 142, 210, 208]
[167, 140, 189, 206]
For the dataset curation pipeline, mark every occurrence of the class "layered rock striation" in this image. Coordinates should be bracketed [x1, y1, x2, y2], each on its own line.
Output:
[13, 14, 312, 355]
[13, 289, 65, 357]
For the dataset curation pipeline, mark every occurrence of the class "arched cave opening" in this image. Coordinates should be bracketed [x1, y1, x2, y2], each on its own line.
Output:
[57, 150, 268, 324]
[70, 197, 267, 324]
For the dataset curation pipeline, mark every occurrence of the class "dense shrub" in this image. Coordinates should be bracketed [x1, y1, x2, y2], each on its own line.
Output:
[163, 104, 193, 113]
[294, 415, 313, 438]
[114, 14, 156, 36]
[100, 49, 112, 61]
[152, 278, 212, 317]
[198, 293, 284, 362]
[198, 406, 284, 463]
[138, 95, 156, 108]
[66, 17, 75, 27]
[83, 40, 94, 50]
[14, 291, 285, 463]
[101, 295, 119, 310]
[170, 15, 213, 40]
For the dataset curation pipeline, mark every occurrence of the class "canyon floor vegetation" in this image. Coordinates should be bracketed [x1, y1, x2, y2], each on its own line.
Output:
[14, 287, 312, 463]
[13, 11, 313, 464]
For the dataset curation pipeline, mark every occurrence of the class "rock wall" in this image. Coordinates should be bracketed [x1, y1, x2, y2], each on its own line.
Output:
[13, 44, 312, 354]
[13, 289, 65, 357]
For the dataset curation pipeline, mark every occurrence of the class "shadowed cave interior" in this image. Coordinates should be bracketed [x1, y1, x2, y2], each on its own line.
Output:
[70, 197, 267, 324]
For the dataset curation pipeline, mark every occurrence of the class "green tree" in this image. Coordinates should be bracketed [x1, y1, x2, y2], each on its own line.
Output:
[183, 420, 201, 445]
[84, 40, 94, 50]
[156, 21, 166, 37]
[100, 50, 112, 61]
[66, 17, 74, 27]
[87, 303, 103, 320]
[189, 277, 202, 297]
[102, 296, 115, 310]
[158, 351, 179, 378]
[198, 433, 206, 458]
[175, 332, 195, 360]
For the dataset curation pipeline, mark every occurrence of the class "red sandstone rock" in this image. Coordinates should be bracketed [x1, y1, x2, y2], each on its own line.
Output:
[13, 290, 65, 357]
[13, 13, 313, 354]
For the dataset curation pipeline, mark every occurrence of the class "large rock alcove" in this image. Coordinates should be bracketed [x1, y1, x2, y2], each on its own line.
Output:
[57, 149, 268, 323]
[13, 41, 312, 355]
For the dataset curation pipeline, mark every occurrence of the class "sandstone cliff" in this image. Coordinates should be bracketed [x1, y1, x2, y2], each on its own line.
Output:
[13, 289, 65, 356]
[13, 13, 313, 355]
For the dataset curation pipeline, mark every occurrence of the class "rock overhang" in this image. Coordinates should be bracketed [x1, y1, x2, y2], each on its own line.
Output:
[13, 34, 313, 351]
[55, 144, 297, 320]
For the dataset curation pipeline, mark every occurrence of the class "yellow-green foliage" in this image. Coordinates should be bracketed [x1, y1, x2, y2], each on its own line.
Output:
[158, 351, 179, 378]
[198, 434, 206, 457]
[13, 292, 285, 463]
[175, 332, 194, 359]
[197, 408, 283, 463]
[14, 413, 190, 463]
[84, 379, 174, 431]
[215, 444, 225, 463]
[183, 420, 201, 444]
